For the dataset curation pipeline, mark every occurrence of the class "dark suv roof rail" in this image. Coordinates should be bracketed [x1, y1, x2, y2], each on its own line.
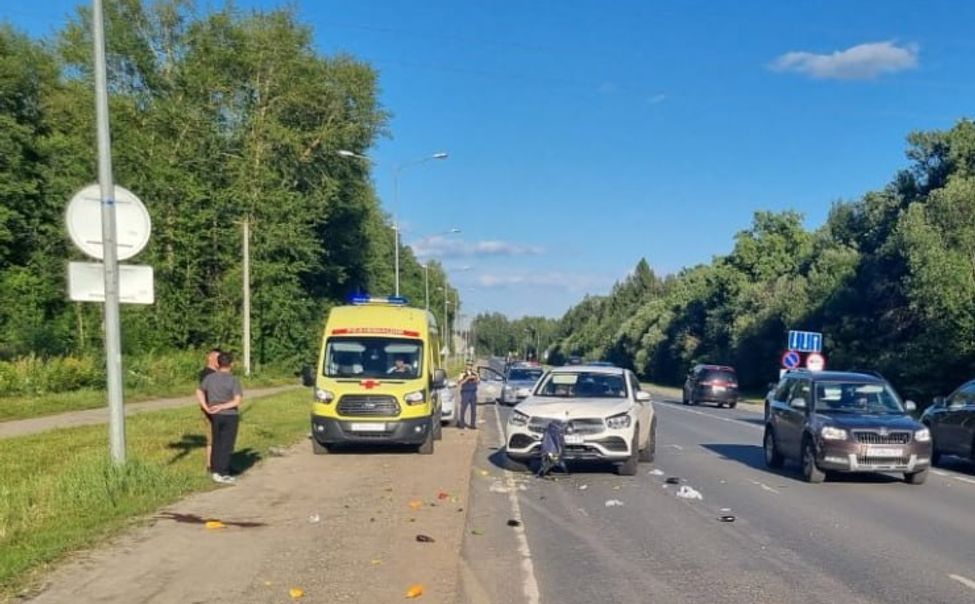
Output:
[848, 369, 886, 379]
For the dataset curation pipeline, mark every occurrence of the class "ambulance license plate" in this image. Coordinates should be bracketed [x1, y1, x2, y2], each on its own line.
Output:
[349, 422, 385, 432]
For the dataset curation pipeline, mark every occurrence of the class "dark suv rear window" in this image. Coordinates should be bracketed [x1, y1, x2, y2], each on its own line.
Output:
[702, 369, 737, 383]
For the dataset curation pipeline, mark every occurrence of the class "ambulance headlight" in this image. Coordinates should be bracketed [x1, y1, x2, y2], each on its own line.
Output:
[314, 388, 335, 403]
[405, 390, 426, 405]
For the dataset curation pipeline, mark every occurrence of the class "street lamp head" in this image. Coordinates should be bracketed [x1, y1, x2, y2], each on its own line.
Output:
[337, 149, 370, 161]
[432, 152, 449, 160]
[448, 228, 461, 234]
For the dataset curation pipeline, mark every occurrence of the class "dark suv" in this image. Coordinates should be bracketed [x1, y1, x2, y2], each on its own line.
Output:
[682, 364, 739, 408]
[920, 379, 975, 467]
[763, 370, 931, 484]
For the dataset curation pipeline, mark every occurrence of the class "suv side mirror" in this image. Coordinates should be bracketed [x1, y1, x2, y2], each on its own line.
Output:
[905, 400, 917, 412]
[635, 391, 652, 403]
[790, 398, 807, 410]
[300, 365, 315, 387]
[431, 368, 447, 390]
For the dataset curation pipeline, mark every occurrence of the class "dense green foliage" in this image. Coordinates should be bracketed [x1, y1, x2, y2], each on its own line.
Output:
[469, 312, 559, 361]
[0, 1, 456, 367]
[550, 120, 975, 402]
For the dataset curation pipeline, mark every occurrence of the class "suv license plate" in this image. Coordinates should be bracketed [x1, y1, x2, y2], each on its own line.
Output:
[867, 447, 903, 458]
[712, 385, 726, 392]
[349, 422, 385, 432]
[565, 434, 584, 445]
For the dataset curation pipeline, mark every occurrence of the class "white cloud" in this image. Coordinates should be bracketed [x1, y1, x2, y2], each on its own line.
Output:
[770, 41, 918, 80]
[474, 271, 614, 292]
[412, 236, 544, 259]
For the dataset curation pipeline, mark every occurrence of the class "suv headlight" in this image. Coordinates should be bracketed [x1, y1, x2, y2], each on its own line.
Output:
[914, 428, 931, 442]
[314, 388, 335, 403]
[404, 390, 426, 405]
[606, 412, 632, 430]
[820, 426, 847, 440]
[509, 410, 529, 427]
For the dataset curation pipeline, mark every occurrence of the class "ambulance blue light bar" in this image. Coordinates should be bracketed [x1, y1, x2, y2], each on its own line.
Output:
[348, 294, 409, 306]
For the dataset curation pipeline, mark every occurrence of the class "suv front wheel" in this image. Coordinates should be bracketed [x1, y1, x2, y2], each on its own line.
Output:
[801, 438, 826, 483]
[904, 469, 928, 485]
[763, 428, 784, 469]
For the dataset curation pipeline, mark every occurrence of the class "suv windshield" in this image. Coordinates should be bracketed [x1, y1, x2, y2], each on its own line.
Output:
[508, 368, 543, 381]
[324, 337, 423, 379]
[536, 372, 627, 399]
[814, 381, 905, 415]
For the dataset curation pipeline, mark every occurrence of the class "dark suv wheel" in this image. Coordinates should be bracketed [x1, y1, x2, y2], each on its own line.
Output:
[801, 437, 826, 483]
[764, 427, 784, 469]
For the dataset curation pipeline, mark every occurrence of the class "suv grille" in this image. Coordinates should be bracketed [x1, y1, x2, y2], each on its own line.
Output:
[337, 395, 400, 418]
[853, 430, 911, 445]
[528, 417, 605, 435]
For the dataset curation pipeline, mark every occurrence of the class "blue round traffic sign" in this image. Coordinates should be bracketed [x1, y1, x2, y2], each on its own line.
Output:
[782, 350, 801, 369]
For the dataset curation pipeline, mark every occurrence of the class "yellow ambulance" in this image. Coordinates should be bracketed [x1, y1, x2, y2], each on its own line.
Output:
[305, 295, 447, 454]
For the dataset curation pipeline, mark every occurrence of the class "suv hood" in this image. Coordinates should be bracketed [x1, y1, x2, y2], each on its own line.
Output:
[516, 396, 633, 419]
[816, 413, 921, 430]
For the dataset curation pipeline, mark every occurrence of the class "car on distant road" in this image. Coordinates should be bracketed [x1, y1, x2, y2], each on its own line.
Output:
[920, 379, 975, 467]
[683, 364, 739, 408]
[588, 361, 615, 367]
[500, 366, 545, 405]
[505, 365, 656, 476]
[764, 370, 931, 484]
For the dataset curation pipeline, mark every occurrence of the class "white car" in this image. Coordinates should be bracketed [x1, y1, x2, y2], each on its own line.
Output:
[438, 382, 457, 425]
[505, 366, 656, 476]
[500, 366, 545, 405]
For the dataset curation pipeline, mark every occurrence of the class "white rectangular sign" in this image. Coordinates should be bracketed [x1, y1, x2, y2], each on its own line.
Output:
[68, 262, 154, 304]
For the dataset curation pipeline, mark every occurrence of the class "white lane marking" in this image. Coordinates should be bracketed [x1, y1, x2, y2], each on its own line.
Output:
[953, 475, 975, 486]
[932, 470, 949, 476]
[491, 405, 541, 604]
[749, 479, 780, 494]
[668, 444, 684, 451]
[661, 403, 763, 431]
[949, 574, 975, 591]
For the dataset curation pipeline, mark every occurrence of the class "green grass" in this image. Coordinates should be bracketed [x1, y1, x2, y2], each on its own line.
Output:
[0, 390, 310, 598]
[0, 373, 294, 423]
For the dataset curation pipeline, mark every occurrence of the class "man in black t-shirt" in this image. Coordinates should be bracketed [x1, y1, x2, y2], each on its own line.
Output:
[198, 348, 222, 470]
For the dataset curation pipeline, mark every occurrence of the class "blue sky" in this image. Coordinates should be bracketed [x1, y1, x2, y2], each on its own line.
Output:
[5, 1, 974, 320]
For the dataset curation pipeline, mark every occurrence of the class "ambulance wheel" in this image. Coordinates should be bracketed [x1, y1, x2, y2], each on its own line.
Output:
[433, 412, 443, 441]
[312, 439, 331, 455]
[418, 421, 435, 455]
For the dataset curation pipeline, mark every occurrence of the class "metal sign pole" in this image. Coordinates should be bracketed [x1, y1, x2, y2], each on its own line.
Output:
[92, 0, 126, 464]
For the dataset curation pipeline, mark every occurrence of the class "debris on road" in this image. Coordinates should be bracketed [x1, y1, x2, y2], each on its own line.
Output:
[437, 491, 450, 500]
[471, 528, 485, 536]
[408, 500, 424, 511]
[371, 559, 383, 565]
[605, 499, 625, 507]
[478, 469, 490, 477]
[489, 481, 509, 494]
[308, 514, 320, 524]
[507, 519, 522, 527]
[268, 446, 288, 457]
[720, 507, 731, 512]
[719, 515, 736, 523]
[579, 484, 588, 490]
[676, 485, 703, 500]
[289, 587, 305, 599]
[406, 584, 425, 599]
[204, 520, 226, 530]
[665, 477, 681, 485]
[415, 534, 435, 543]
[649, 469, 665, 476]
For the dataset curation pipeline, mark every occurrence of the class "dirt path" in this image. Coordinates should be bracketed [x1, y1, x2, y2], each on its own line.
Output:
[0, 385, 298, 440]
[25, 427, 479, 604]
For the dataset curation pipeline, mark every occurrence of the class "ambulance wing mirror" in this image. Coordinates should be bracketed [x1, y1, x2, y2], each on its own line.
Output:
[300, 365, 316, 387]
[432, 368, 447, 390]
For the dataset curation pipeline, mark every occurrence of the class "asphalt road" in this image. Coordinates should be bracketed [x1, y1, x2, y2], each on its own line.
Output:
[460, 392, 975, 604]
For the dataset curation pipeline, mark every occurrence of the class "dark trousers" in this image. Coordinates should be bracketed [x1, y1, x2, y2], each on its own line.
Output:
[210, 414, 239, 475]
[459, 390, 477, 428]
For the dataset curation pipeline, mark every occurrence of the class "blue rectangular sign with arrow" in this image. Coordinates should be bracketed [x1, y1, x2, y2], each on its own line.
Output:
[788, 330, 822, 353]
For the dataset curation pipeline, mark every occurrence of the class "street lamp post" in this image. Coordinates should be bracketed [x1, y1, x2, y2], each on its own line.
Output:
[393, 153, 448, 296]
[337, 149, 448, 297]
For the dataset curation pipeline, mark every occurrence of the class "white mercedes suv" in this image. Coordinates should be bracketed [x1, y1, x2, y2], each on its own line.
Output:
[505, 366, 656, 476]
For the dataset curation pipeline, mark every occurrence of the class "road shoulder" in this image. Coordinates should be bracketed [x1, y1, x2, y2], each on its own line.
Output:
[26, 427, 478, 604]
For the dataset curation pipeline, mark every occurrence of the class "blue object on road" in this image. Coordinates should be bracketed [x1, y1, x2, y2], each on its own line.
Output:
[537, 420, 568, 477]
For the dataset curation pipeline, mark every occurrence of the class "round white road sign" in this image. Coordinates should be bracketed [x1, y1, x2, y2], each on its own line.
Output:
[65, 184, 151, 261]
[806, 352, 825, 372]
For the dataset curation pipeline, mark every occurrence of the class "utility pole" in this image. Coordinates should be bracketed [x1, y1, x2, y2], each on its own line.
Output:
[92, 0, 125, 464]
[242, 218, 251, 376]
